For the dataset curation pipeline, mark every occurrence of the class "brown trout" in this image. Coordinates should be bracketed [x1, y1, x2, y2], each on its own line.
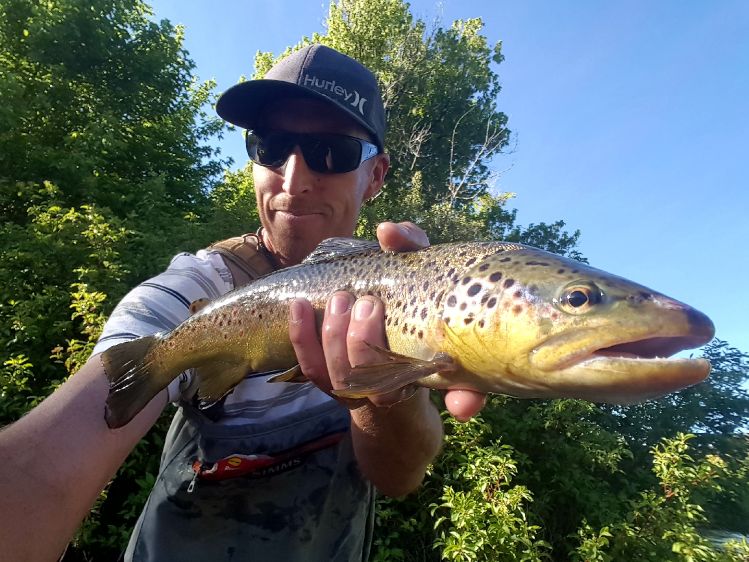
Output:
[102, 238, 714, 428]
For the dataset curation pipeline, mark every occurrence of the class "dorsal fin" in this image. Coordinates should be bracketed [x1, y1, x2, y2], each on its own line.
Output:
[302, 237, 382, 265]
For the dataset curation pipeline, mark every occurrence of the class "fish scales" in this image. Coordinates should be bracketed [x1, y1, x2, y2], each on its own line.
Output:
[102, 238, 714, 428]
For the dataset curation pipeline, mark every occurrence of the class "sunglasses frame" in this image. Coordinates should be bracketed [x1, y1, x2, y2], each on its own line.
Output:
[245, 130, 380, 174]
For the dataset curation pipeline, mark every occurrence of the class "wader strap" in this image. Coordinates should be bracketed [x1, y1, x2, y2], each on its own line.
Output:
[207, 232, 276, 288]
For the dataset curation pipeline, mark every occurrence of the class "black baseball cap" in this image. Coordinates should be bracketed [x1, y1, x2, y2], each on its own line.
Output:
[216, 44, 386, 150]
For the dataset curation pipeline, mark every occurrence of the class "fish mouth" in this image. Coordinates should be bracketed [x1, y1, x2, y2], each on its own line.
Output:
[590, 334, 710, 361]
[529, 316, 715, 403]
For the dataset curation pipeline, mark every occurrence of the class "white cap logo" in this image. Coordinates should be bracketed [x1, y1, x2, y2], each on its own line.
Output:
[302, 74, 367, 115]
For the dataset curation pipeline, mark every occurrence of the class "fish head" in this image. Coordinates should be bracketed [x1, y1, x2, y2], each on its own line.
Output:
[438, 246, 715, 403]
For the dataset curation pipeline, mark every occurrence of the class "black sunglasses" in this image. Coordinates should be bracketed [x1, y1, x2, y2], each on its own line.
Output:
[246, 130, 380, 174]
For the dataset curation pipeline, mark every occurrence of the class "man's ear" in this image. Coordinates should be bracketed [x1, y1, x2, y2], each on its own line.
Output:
[364, 153, 390, 200]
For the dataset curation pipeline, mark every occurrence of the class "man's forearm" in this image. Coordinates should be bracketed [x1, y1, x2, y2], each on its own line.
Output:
[0, 356, 164, 561]
[350, 388, 442, 497]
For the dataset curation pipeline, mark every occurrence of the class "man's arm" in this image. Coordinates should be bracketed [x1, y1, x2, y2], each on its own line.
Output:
[289, 222, 486, 496]
[0, 356, 165, 561]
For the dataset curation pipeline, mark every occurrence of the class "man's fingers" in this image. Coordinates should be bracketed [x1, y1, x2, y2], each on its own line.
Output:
[321, 292, 355, 389]
[288, 298, 332, 394]
[347, 296, 420, 407]
[444, 389, 487, 422]
[347, 297, 387, 366]
[376, 221, 429, 252]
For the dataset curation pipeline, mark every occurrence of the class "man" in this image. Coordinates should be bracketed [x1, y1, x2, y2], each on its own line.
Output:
[0, 44, 485, 561]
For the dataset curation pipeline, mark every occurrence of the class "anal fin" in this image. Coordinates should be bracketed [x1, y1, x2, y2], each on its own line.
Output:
[194, 360, 250, 404]
[333, 343, 457, 399]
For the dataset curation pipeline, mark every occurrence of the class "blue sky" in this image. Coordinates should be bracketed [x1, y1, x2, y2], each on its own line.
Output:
[149, 0, 748, 353]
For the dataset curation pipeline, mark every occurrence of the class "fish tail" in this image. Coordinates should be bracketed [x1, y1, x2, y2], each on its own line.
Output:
[101, 336, 169, 429]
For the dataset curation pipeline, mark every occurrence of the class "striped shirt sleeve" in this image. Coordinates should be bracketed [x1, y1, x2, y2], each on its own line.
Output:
[93, 250, 234, 355]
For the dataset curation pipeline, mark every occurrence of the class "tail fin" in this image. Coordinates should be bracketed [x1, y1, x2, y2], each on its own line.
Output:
[101, 336, 168, 429]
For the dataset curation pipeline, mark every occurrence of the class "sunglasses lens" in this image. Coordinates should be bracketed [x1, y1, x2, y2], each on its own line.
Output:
[301, 135, 362, 174]
[246, 132, 294, 167]
[246, 131, 375, 174]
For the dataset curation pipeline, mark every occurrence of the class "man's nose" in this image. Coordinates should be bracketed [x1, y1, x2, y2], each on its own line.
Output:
[281, 146, 314, 195]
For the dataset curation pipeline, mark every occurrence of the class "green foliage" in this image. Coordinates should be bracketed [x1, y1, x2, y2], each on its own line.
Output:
[2, 0, 747, 559]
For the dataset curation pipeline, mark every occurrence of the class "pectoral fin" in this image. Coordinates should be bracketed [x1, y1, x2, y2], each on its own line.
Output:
[333, 343, 457, 399]
[266, 364, 309, 384]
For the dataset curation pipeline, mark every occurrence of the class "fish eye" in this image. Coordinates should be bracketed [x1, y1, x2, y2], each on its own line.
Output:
[566, 290, 589, 308]
[555, 282, 604, 314]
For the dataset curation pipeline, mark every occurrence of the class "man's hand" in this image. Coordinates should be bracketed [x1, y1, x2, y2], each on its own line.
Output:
[287, 221, 487, 495]
[288, 221, 486, 419]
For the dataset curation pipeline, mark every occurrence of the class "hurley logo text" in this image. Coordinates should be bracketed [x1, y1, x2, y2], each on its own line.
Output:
[302, 74, 367, 114]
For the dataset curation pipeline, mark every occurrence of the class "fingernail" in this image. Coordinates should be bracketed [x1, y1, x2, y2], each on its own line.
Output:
[289, 300, 303, 324]
[396, 223, 410, 238]
[330, 293, 352, 315]
[353, 298, 374, 320]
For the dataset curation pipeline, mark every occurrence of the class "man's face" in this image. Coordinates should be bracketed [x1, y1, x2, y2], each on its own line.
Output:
[252, 98, 389, 266]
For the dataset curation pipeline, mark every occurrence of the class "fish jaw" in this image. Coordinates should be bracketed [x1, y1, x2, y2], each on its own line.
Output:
[543, 355, 711, 404]
[525, 299, 715, 403]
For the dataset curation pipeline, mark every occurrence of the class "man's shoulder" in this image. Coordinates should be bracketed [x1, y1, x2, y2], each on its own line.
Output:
[205, 232, 276, 288]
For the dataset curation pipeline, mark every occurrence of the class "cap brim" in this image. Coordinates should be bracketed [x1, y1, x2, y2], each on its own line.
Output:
[216, 80, 379, 146]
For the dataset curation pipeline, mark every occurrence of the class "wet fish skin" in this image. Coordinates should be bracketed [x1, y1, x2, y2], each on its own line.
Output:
[102, 238, 715, 428]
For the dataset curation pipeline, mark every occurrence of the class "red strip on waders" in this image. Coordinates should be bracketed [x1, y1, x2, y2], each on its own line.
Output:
[188, 431, 347, 492]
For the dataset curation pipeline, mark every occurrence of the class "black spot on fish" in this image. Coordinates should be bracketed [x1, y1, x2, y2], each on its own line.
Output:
[513, 305, 523, 315]
[420, 308, 428, 320]
[478, 319, 485, 328]
[557, 269, 566, 274]
[504, 279, 515, 289]
[464, 316, 474, 325]
[418, 330, 423, 339]
[258, 313, 263, 320]
[467, 283, 482, 297]
[479, 263, 490, 272]
[462, 276, 472, 285]
[447, 295, 457, 307]
[526, 261, 550, 266]
[410, 326, 416, 335]
[465, 257, 477, 267]
[571, 269, 579, 274]
[489, 271, 502, 283]
[640, 291, 652, 300]
[459, 302, 467, 311]
[423, 281, 430, 291]
[500, 257, 511, 262]
[514, 290, 523, 299]
[402, 325, 408, 334]
[487, 297, 497, 308]
[445, 317, 451, 325]
[446, 267, 456, 277]
[481, 294, 489, 305]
